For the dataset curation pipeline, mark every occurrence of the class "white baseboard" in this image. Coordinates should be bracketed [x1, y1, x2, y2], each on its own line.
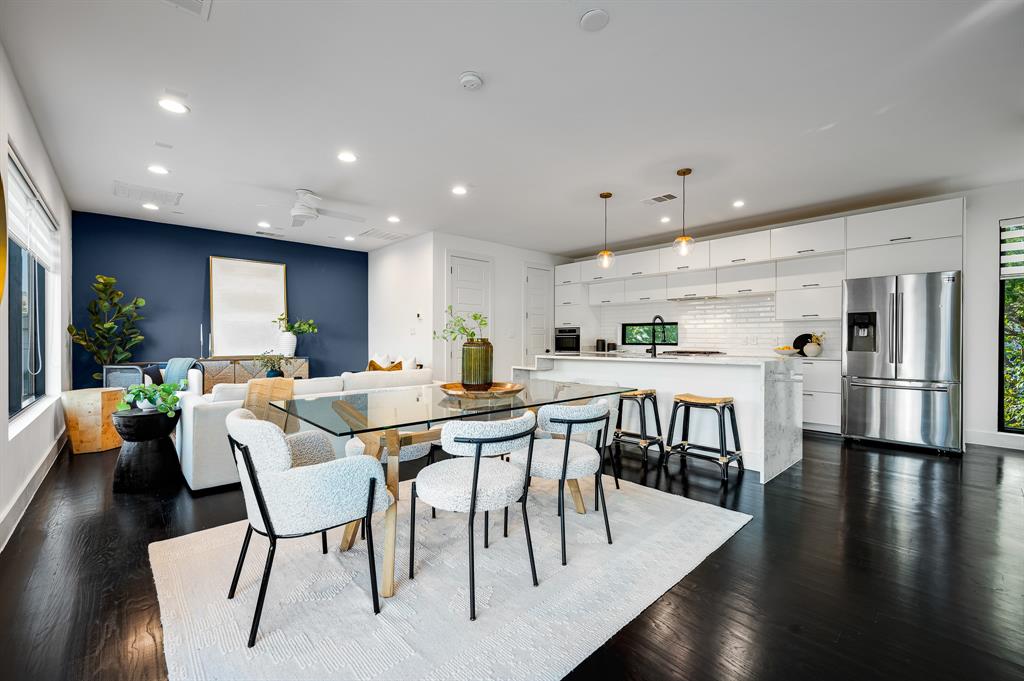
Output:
[965, 429, 1024, 451]
[0, 430, 66, 554]
[804, 423, 841, 435]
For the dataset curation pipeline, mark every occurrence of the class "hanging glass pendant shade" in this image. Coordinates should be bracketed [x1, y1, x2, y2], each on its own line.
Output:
[596, 191, 615, 269]
[673, 168, 694, 256]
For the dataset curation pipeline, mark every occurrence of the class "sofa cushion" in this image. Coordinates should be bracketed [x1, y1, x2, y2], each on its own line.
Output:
[211, 383, 248, 402]
[342, 368, 433, 391]
[293, 376, 345, 396]
[367, 359, 402, 371]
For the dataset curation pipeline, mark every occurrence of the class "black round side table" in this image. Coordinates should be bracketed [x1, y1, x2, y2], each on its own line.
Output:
[111, 408, 183, 493]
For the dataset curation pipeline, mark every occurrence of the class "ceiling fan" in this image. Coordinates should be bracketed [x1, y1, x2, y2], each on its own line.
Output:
[287, 188, 366, 228]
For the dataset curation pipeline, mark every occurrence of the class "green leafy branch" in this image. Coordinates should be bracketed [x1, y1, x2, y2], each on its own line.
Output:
[117, 381, 186, 417]
[433, 305, 489, 342]
[274, 313, 319, 335]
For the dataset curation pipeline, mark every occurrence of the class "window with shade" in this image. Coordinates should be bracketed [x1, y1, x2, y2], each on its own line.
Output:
[6, 155, 59, 417]
[1000, 217, 1024, 433]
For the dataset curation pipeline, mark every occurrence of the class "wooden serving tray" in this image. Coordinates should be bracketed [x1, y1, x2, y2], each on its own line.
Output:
[439, 382, 525, 399]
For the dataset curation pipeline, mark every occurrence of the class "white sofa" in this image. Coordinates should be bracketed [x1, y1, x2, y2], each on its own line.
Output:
[175, 368, 434, 491]
[143, 367, 204, 397]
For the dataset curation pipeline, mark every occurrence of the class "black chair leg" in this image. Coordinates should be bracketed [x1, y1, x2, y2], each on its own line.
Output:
[247, 539, 277, 648]
[361, 518, 366, 540]
[594, 471, 600, 511]
[228, 524, 253, 599]
[503, 506, 509, 538]
[666, 402, 680, 449]
[598, 474, 612, 545]
[321, 530, 327, 555]
[717, 407, 729, 483]
[409, 481, 417, 579]
[637, 400, 649, 466]
[468, 512, 477, 621]
[521, 500, 539, 586]
[680, 405, 691, 471]
[649, 394, 663, 440]
[559, 479, 567, 566]
[611, 443, 621, 489]
[615, 396, 625, 434]
[365, 478, 380, 614]
[728, 404, 745, 471]
[484, 510, 489, 549]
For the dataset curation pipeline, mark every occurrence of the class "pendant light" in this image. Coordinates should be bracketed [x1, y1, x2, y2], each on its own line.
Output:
[596, 191, 615, 269]
[673, 168, 694, 256]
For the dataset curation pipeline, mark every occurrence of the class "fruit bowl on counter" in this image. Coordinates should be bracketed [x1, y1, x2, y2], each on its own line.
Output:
[773, 346, 800, 357]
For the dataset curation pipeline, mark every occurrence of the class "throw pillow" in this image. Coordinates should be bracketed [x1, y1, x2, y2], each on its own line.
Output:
[367, 360, 403, 372]
[142, 365, 164, 385]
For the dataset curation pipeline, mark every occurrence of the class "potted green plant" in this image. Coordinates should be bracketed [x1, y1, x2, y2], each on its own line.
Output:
[117, 381, 186, 416]
[255, 351, 286, 378]
[273, 313, 318, 357]
[434, 305, 492, 390]
[67, 275, 146, 381]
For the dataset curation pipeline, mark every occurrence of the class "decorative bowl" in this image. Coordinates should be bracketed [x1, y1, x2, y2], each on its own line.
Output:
[439, 382, 525, 399]
[773, 348, 800, 357]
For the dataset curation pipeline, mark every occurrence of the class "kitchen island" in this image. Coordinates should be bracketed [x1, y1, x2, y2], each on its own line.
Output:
[512, 353, 803, 484]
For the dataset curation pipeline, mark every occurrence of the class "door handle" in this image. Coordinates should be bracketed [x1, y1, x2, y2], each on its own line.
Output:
[797, 249, 816, 254]
[897, 292, 904, 364]
[888, 292, 896, 363]
[802, 283, 820, 287]
[889, 236, 912, 242]
[849, 381, 949, 393]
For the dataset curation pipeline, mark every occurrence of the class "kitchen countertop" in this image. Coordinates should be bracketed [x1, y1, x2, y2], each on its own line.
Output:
[517, 352, 797, 368]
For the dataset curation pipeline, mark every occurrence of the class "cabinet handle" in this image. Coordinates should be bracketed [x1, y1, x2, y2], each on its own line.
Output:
[797, 249, 816, 254]
[683, 293, 697, 297]
[593, 276, 603, 280]
[802, 283, 820, 287]
[803, 392, 815, 397]
[561, 280, 572, 284]
[631, 271, 643, 275]
[562, 301, 572, 305]
[802, 313, 820, 317]
[676, 265, 689, 270]
[639, 297, 651, 300]
[731, 258, 747, 263]
[601, 300, 612, 303]
[889, 236, 912, 242]
[737, 288, 752, 293]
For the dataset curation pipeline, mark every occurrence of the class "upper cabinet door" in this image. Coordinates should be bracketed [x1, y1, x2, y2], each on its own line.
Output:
[666, 270, 717, 299]
[659, 242, 711, 273]
[555, 283, 585, 306]
[770, 218, 845, 259]
[709, 231, 772, 268]
[624, 275, 667, 303]
[588, 280, 625, 306]
[554, 262, 581, 285]
[615, 250, 661, 278]
[715, 261, 776, 296]
[776, 253, 846, 291]
[846, 197, 963, 250]
[579, 256, 618, 282]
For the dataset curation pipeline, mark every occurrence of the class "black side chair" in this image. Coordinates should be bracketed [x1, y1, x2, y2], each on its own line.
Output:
[409, 411, 539, 621]
[225, 409, 388, 647]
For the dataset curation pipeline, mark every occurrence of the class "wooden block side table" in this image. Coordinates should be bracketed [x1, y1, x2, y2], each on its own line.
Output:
[61, 388, 124, 454]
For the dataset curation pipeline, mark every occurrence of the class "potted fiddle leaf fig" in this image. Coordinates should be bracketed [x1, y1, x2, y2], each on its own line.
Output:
[434, 305, 492, 390]
[67, 275, 146, 381]
[273, 313, 318, 357]
[117, 381, 186, 417]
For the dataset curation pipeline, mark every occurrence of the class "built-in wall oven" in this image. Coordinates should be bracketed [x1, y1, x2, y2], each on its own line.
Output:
[554, 327, 581, 353]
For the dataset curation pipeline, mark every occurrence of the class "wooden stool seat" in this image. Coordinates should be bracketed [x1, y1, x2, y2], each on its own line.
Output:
[620, 388, 656, 398]
[674, 393, 734, 406]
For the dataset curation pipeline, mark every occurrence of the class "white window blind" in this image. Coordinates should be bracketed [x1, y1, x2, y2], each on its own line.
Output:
[6, 155, 59, 271]
[1001, 217, 1024, 280]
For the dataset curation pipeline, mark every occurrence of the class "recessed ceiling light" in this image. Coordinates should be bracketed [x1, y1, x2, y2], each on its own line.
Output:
[387, 215, 401, 223]
[660, 216, 670, 223]
[451, 185, 468, 196]
[337, 150, 357, 163]
[579, 8, 610, 32]
[147, 164, 169, 175]
[732, 199, 745, 208]
[158, 98, 189, 114]
[257, 221, 270, 228]
[344, 235, 356, 241]
[142, 202, 159, 210]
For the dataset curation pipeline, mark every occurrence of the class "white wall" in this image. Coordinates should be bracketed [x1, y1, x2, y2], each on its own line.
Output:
[367, 232, 434, 369]
[0, 38, 72, 551]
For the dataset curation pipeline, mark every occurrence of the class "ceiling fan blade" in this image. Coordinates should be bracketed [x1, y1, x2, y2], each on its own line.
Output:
[291, 215, 308, 228]
[319, 208, 367, 223]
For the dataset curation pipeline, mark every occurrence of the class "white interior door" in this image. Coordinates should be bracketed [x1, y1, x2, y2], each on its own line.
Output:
[446, 254, 492, 381]
[524, 265, 553, 365]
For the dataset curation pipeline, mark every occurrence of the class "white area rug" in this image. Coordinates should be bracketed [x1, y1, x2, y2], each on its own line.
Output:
[151, 477, 751, 681]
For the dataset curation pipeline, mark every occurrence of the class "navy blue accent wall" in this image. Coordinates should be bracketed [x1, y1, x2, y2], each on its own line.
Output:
[71, 212, 368, 388]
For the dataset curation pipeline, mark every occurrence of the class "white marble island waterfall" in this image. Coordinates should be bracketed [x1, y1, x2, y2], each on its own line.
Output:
[512, 353, 803, 484]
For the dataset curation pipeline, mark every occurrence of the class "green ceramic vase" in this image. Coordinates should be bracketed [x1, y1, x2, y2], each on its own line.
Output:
[461, 338, 493, 391]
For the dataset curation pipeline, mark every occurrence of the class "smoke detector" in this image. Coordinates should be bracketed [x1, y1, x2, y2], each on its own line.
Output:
[579, 9, 610, 32]
[459, 71, 484, 90]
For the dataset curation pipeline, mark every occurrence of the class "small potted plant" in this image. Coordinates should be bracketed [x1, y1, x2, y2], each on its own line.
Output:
[273, 313, 318, 357]
[804, 331, 826, 357]
[255, 351, 286, 378]
[434, 305, 492, 390]
[117, 381, 186, 417]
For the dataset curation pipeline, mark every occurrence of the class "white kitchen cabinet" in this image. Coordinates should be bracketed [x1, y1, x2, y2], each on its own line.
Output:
[666, 270, 717, 300]
[801, 360, 841, 393]
[846, 197, 963, 250]
[555, 262, 581, 285]
[771, 218, 845, 259]
[775, 287, 842, 321]
[624, 275, 666, 303]
[709, 231, 772, 268]
[715, 261, 776, 296]
[555, 283, 585, 307]
[588, 280, 625, 306]
[579, 257, 618, 282]
[846, 236, 962, 279]
[616, 250, 661, 278]
[659, 242, 711, 273]
[555, 303, 597, 329]
[802, 391, 841, 427]
[776, 253, 845, 291]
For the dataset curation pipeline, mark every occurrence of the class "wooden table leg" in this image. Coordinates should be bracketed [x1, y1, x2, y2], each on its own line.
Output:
[339, 435, 381, 553]
[381, 429, 400, 597]
[567, 479, 587, 515]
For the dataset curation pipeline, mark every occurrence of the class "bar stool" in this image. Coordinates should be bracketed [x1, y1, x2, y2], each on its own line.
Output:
[613, 389, 665, 464]
[665, 393, 744, 482]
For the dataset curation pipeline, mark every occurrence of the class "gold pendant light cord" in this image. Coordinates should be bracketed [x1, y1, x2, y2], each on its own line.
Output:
[681, 171, 686, 238]
[604, 197, 608, 251]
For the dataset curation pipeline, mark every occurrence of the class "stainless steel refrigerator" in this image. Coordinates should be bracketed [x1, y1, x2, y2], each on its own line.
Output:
[841, 271, 962, 452]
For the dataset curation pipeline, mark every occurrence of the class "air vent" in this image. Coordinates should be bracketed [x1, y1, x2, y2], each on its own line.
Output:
[255, 230, 283, 238]
[113, 180, 183, 207]
[642, 193, 678, 206]
[358, 227, 409, 242]
[162, 0, 213, 20]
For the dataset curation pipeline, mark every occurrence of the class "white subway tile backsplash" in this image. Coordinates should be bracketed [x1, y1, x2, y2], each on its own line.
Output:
[588, 294, 841, 358]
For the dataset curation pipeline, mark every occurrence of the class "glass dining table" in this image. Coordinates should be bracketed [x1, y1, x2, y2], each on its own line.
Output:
[270, 378, 633, 597]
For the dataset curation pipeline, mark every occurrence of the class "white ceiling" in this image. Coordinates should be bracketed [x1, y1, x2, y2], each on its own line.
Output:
[1, 0, 1022, 256]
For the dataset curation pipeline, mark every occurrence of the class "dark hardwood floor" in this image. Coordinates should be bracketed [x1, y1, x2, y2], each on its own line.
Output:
[0, 434, 1021, 681]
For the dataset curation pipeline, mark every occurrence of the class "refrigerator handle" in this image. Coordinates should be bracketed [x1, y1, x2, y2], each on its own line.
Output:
[897, 292, 904, 365]
[888, 292, 896, 364]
